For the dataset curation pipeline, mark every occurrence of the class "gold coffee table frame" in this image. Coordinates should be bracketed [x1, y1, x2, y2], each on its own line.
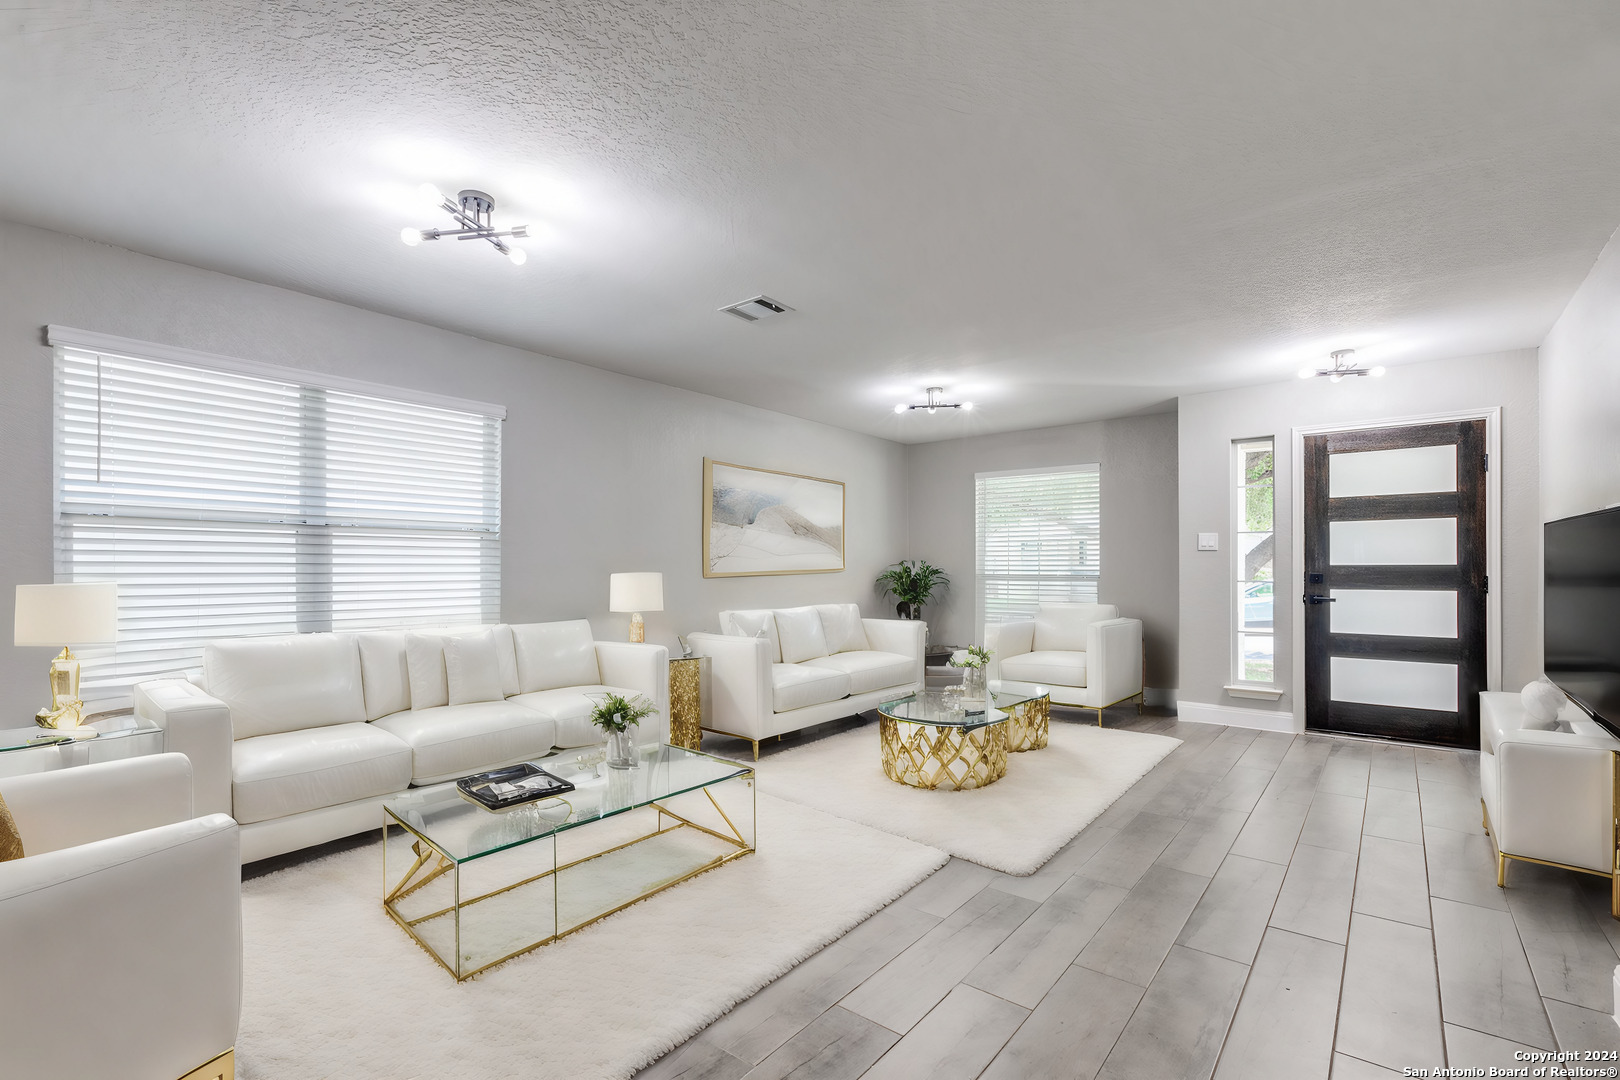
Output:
[877, 685, 1052, 790]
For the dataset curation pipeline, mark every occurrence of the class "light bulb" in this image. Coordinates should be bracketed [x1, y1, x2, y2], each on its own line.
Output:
[507, 246, 527, 266]
[1298, 367, 1317, 380]
[418, 182, 445, 209]
[961, 401, 974, 412]
[1369, 365, 1386, 377]
[1329, 373, 1343, 383]
[400, 227, 423, 247]
[893, 403, 907, 414]
[927, 406, 936, 414]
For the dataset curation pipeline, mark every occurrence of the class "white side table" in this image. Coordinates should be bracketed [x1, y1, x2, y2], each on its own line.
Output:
[0, 712, 165, 780]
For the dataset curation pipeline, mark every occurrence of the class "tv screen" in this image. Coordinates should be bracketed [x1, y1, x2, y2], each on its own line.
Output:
[1545, 506, 1620, 739]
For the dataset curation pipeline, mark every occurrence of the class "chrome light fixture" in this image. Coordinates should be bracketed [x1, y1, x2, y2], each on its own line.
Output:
[401, 184, 529, 265]
[1299, 349, 1385, 383]
[894, 386, 973, 414]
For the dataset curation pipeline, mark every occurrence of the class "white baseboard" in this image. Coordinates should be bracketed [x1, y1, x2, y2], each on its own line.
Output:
[1143, 687, 1177, 709]
[1176, 700, 1300, 734]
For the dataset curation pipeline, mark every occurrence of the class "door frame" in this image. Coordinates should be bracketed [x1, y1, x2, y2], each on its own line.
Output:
[1289, 407, 1503, 724]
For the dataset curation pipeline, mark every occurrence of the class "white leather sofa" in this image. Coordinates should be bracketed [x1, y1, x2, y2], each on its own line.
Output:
[133, 621, 668, 863]
[986, 602, 1145, 723]
[688, 604, 924, 758]
[1480, 689, 1620, 914]
[0, 754, 241, 1080]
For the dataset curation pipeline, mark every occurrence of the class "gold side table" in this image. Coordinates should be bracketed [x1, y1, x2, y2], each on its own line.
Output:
[668, 655, 710, 751]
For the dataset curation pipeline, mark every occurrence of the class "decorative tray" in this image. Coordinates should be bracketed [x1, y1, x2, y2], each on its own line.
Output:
[456, 763, 576, 812]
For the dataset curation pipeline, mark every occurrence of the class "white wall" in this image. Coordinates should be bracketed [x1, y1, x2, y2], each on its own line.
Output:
[1177, 350, 1541, 725]
[903, 413, 1180, 691]
[0, 220, 908, 704]
[1541, 226, 1620, 521]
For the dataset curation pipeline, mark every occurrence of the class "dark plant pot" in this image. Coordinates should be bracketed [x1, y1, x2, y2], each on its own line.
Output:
[896, 601, 921, 620]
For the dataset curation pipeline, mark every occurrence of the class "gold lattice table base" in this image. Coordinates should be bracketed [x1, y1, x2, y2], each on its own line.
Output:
[668, 657, 705, 751]
[1004, 694, 1050, 752]
[879, 716, 1008, 790]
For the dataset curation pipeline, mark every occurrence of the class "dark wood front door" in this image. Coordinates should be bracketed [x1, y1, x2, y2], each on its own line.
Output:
[1302, 420, 1488, 748]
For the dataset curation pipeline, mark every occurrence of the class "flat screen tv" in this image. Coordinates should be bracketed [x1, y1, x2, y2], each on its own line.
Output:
[1545, 506, 1620, 740]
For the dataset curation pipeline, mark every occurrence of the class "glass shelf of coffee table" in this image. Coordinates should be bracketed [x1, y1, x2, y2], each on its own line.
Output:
[382, 742, 755, 981]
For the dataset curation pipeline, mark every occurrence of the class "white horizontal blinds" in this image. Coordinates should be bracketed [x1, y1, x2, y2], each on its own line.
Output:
[55, 347, 501, 695]
[976, 466, 1101, 626]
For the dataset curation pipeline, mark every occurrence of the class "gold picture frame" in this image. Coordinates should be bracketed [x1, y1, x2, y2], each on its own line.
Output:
[703, 458, 846, 578]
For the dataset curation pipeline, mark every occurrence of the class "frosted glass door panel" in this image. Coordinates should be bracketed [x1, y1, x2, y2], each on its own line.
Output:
[1329, 445, 1457, 498]
[1330, 657, 1458, 711]
[1330, 590, 1458, 639]
[1330, 518, 1456, 565]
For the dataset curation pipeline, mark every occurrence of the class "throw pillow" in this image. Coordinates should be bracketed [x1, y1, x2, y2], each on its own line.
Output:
[1521, 678, 1567, 729]
[0, 792, 23, 862]
[725, 611, 782, 663]
[776, 606, 831, 664]
[445, 629, 505, 705]
[405, 632, 451, 711]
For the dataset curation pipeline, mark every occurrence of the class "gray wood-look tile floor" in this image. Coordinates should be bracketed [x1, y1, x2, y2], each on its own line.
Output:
[635, 709, 1620, 1080]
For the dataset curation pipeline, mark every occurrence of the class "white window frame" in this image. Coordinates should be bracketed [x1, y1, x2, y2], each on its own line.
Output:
[47, 326, 505, 698]
[975, 463, 1102, 633]
[1230, 436, 1278, 694]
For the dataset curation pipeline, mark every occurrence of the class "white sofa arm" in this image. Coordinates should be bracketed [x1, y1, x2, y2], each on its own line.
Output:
[0, 753, 195, 856]
[985, 620, 1035, 680]
[596, 641, 670, 745]
[861, 618, 926, 690]
[688, 632, 772, 741]
[1493, 730, 1616, 873]
[135, 678, 234, 818]
[1084, 617, 1144, 709]
[0, 813, 241, 1080]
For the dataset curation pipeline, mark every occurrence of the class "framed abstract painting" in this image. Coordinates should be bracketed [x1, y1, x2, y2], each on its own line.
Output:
[703, 459, 845, 577]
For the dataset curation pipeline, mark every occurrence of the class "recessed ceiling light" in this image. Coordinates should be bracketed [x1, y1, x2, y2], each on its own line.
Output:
[720, 296, 792, 322]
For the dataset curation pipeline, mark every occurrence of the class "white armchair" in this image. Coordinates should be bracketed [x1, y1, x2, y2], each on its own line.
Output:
[986, 602, 1144, 723]
[1480, 690, 1620, 915]
[0, 754, 242, 1079]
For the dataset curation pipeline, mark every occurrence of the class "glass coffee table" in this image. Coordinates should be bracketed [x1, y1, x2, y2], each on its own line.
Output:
[875, 684, 1050, 790]
[383, 743, 755, 981]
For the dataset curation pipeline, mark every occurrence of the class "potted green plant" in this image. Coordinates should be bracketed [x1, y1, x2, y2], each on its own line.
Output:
[875, 559, 950, 620]
[589, 691, 659, 770]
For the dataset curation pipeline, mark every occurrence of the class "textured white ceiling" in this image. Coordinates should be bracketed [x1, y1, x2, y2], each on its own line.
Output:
[3, 1, 1619, 441]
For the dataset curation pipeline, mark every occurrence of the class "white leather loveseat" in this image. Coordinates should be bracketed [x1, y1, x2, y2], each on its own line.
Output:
[986, 602, 1145, 723]
[687, 604, 924, 758]
[134, 621, 667, 863]
[1480, 689, 1620, 914]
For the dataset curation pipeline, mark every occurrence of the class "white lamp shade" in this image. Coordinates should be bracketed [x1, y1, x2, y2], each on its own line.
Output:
[609, 572, 664, 613]
[14, 582, 119, 646]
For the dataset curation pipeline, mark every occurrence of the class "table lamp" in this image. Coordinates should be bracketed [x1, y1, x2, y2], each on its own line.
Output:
[609, 573, 663, 644]
[14, 582, 118, 732]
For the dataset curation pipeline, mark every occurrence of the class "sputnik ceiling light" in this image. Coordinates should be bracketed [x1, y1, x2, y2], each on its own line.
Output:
[401, 184, 529, 265]
[1299, 349, 1385, 383]
[894, 386, 973, 415]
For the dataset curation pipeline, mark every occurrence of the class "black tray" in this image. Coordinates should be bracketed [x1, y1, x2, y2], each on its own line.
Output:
[456, 762, 576, 812]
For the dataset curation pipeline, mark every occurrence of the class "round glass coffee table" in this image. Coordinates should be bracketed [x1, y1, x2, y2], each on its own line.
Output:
[876, 684, 1050, 790]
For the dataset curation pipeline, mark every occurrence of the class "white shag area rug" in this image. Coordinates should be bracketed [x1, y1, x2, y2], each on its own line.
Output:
[237, 793, 946, 1080]
[751, 721, 1181, 875]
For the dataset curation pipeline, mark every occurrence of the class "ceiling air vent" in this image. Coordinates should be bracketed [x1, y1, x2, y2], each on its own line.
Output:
[719, 295, 793, 322]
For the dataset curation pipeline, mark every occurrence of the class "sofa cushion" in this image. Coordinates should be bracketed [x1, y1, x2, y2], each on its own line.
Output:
[801, 650, 914, 696]
[776, 606, 831, 664]
[205, 634, 367, 740]
[231, 722, 412, 824]
[405, 631, 453, 710]
[722, 610, 782, 663]
[512, 620, 601, 693]
[372, 701, 557, 785]
[1033, 603, 1120, 653]
[816, 604, 869, 654]
[1000, 650, 1087, 688]
[356, 631, 411, 721]
[509, 684, 645, 749]
[446, 628, 504, 705]
[492, 624, 520, 697]
[771, 664, 851, 713]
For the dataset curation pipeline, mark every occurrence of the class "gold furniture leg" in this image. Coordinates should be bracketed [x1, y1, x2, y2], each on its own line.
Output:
[179, 1048, 234, 1080]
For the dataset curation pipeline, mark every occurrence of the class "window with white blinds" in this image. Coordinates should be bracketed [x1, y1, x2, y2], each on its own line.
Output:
[53, 338, 502, 695]
[976, 465, 1101, 626]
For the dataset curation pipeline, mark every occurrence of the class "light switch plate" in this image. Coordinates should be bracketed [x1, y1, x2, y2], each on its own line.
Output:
[1197, 532, 1219, 551]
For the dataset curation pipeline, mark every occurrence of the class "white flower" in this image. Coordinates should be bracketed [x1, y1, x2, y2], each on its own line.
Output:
[949, 649, 969, 667]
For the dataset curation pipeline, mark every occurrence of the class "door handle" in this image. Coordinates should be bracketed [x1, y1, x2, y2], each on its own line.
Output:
[1304, 594, 1336, 605]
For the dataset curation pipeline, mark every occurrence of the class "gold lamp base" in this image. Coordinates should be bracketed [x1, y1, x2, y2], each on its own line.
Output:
[35, 646, 89, 731]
